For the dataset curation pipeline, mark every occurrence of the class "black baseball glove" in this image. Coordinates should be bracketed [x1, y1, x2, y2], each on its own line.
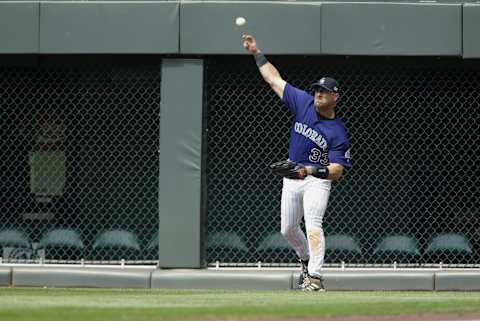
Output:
[269, 160, 330, 179]
[269, 160, 307, 179]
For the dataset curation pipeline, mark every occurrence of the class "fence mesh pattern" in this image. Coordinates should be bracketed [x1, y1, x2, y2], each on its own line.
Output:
[0, 59, 160, 263]
[205, 56, 480, 267]
[1, 56, 479, 266]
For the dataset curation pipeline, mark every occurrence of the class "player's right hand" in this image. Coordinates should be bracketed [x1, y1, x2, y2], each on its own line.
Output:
[242, 34, 258, 54]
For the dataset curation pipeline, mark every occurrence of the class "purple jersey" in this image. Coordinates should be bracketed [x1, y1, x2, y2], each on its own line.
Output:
[282, 83, 352, 170]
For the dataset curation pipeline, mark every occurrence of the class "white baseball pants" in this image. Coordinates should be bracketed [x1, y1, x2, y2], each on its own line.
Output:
[280, 176, 331, 278]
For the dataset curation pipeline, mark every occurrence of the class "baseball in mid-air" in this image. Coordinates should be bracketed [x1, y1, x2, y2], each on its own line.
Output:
[235, 17, 246, 26]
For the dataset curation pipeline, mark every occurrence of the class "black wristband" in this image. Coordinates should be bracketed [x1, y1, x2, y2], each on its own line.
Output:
[254, 52, 268, 68]
[311, 166, 329, 179]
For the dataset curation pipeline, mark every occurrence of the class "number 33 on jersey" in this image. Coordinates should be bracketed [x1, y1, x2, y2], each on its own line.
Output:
[283, 83, 352, 170]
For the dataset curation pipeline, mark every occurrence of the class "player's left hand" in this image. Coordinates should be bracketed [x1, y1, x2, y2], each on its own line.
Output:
[270, 160, 307, 179]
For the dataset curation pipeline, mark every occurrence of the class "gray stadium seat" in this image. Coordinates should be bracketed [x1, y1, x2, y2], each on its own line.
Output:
[208, 231, 248, 252]
[92, 229, 141, 260]
[257, 232, 291, 252]
[425, 233, 473, 264]
[144, 230, 159, 260]
[207, 231, 248, 262]
[0, 229, 30, 248]
[256, 232, 296, 263]
[325, 234, 362, 263]
[39, 228, 84, 249]
[38, 228, 84, 260]
[0, 229, 31, 261]
[146, 231, 159, 251]
[373, 234, 420, 263]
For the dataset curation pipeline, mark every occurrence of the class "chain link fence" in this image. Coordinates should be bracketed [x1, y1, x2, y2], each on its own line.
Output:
[0, 57, 160, 264]
[205, 56, 480, 267]
[1, 56, 479, 267]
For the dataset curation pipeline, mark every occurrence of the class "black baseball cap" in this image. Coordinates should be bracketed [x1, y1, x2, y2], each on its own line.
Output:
[310, 77, 339, 93]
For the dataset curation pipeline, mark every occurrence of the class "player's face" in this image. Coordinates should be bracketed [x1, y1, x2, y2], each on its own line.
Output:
[313, 88, 338, 110]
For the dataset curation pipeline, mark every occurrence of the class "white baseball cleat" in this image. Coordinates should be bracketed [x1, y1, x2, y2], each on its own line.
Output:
[301, 275, 325, 292]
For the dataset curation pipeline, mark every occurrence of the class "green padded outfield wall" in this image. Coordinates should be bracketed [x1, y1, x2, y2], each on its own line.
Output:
[158, 59, 204, 268]
[321, 2, 462, 56]
[463, 4, 480, 58]
[180, 1, 321, 54]
[39, 1, 179, 53]
[0, 1, 471, 56]
[0, 2, 38, 53]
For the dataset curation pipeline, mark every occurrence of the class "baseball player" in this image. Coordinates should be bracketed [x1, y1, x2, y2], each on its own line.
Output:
[242, 34, 352, 291]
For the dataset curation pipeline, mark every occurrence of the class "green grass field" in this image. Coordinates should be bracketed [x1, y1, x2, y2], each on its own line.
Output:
[1, 288, 480, 321]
